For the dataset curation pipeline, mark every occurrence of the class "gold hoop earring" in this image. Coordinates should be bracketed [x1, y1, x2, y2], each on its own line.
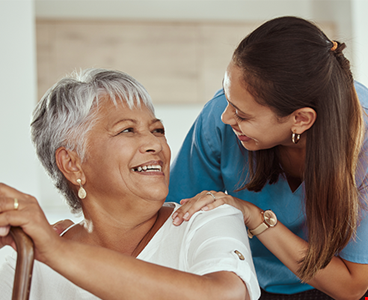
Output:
[76, 179, 87, 199]
[291, 132, 301, 144]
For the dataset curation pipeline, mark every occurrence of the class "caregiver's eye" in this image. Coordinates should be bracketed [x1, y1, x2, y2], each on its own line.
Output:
[234, 112, 249, 122]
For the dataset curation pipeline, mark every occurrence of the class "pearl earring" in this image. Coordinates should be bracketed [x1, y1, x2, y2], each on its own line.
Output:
[76, 179, 87, 199]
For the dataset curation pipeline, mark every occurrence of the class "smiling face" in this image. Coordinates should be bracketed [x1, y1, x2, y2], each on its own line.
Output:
[80, 98, 171, 209]
[221, 62, 294, 151]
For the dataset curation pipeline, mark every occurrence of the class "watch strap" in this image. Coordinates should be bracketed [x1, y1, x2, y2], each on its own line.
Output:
[247, 222, 268, 238]
[247, 210, 277, 239]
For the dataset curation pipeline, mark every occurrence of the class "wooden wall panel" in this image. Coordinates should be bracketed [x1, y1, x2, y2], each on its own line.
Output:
[36, 20, 335, 104]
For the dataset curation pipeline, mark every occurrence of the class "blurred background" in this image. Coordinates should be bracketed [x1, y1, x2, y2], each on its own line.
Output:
[1, 0, 368, 262]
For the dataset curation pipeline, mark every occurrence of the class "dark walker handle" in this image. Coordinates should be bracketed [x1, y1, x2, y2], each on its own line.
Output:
[9, 227, 34, 300]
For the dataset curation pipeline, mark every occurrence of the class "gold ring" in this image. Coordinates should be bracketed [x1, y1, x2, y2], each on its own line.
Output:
[206, 192, 216, 200]
[14, 198, 19, 210]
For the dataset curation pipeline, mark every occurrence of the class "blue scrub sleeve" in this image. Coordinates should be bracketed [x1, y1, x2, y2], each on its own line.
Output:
[167, 90, 228, 203]
[339, 104, 368, 263]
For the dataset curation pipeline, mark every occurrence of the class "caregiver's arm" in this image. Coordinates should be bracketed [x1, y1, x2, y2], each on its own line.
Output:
[0, 184, 249, 300]
[255, 212, 368, 300]
[174, 191, 368, 300]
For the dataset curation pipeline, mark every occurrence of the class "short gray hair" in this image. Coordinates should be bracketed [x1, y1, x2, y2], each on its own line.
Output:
[31, 68, 155, 213]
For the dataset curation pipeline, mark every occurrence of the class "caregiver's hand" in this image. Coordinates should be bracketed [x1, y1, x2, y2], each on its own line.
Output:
[0, 182, 61, 262]
[172, 190, 260, 227]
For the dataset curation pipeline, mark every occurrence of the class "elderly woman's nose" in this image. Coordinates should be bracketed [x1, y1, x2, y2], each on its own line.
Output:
[140, 132, 163, 153]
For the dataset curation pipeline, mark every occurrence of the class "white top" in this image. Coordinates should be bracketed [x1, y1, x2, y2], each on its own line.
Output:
[0, 203, 260, 300]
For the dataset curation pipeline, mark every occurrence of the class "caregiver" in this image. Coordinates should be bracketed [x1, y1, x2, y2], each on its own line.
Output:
[168, 16, 368, 300]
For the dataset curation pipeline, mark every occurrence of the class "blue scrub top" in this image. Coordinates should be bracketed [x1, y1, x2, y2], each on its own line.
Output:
[167, 82, 368, 294]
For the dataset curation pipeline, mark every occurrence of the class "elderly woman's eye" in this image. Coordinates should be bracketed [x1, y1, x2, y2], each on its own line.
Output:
[120, 128, 134, 134]
[153, 128, 165, 135]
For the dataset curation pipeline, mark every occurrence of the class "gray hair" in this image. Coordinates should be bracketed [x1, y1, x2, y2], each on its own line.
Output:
[31, 68, 155, 213]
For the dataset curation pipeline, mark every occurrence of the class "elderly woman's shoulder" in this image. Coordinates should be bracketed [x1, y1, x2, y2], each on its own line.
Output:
[200, 204, 244, 220]
[166, 202, 244, 228]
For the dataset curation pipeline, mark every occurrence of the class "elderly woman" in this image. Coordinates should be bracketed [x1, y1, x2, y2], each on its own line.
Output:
[0, 69, 259, 300]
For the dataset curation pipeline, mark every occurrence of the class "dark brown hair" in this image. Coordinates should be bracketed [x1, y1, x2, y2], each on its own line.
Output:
[232, 16, 365, 281]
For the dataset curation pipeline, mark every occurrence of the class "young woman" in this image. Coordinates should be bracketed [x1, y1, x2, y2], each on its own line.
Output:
[168, 16, 368, 300]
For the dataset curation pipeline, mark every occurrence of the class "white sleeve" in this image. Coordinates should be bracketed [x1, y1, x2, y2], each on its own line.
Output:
[184, 205, 260, 300]
[0, 251, 16, 300]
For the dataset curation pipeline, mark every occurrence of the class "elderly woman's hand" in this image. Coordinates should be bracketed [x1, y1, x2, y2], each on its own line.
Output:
[0, 183, 62, 262]
[0, 225, 12, 250]
[52, 219, 75, 235]
[172, 190, 256, 226]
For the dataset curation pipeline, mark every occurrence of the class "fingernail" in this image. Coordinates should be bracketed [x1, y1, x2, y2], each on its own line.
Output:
[172, 212, 178, 220]
[0, 226, 10, 236]
[183, 212, 189, 220]
[201, 206, 209, 211]
[173, 217, 180, 225]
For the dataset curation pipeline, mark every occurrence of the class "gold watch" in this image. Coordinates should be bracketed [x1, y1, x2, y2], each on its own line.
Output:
[247, 210, 277, 238]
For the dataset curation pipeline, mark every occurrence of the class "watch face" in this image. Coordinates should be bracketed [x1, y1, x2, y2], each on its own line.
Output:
[264, 210, 277, 227]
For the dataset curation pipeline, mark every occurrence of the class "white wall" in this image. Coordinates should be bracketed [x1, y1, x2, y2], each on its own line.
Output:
[351, 0, 368, 87]
[0, 0, 39, 272]
[33, 0, 362, 80]
[35, 0, 313, 21]
[0, 0, 39, 198]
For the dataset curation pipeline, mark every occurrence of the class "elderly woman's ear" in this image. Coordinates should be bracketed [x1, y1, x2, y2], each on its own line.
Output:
[55, 147, 85, 185]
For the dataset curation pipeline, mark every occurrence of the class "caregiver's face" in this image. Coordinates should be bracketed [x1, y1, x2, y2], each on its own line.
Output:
[221, 62, 293, 151]
[81, 98, 171, 205]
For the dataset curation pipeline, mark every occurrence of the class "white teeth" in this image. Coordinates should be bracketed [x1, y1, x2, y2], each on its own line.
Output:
[133, 165, 162, 172]
[235, 131, 246, 136]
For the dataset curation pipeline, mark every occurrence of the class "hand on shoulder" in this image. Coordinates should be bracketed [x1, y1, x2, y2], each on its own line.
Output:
[172, 190, 254, 226]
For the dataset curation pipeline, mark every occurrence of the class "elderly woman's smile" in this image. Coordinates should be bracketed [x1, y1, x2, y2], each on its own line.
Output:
[81, 99, 171, 204]
[131, 161, 163, 173]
